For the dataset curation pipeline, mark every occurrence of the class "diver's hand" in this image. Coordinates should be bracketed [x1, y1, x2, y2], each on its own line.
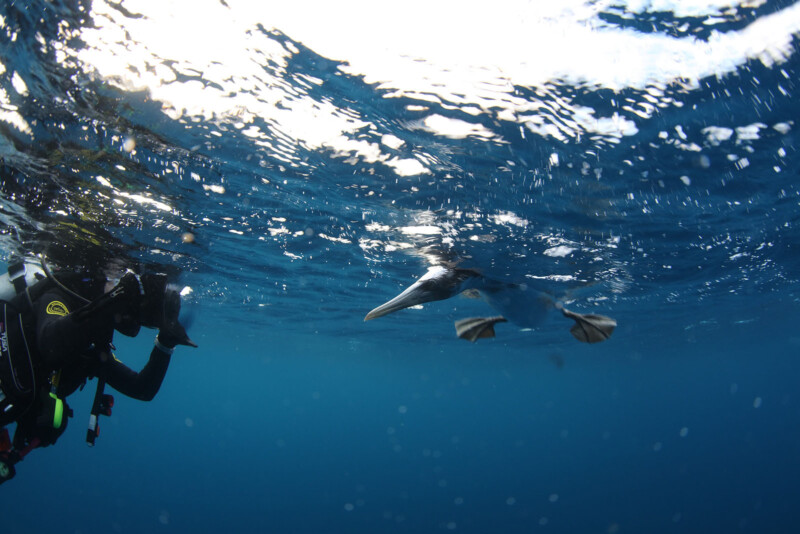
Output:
[157, 325, 197, 348]
[156, 289, 197, 348]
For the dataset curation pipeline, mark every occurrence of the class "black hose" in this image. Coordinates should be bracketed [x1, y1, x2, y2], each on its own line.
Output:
[38, 254, 91, 305]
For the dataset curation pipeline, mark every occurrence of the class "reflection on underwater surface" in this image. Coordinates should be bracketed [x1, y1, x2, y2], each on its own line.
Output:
[1, 0, 800, 532]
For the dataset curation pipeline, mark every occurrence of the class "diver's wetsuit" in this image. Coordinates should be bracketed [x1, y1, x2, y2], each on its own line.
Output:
[34, 286, 171, 402]
[2, 268, 190, 484]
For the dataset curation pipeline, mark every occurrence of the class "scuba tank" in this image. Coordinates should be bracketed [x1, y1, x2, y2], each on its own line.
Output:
[1, 258, 73, 484]
[0, 260, 46, 302]
[1, 259, 49, 427]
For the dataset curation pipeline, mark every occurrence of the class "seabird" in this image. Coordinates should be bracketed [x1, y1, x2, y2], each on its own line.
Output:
[365, 265, 616, 343]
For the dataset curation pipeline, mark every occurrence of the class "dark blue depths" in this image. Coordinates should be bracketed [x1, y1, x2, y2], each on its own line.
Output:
[3, 295, 800, 534]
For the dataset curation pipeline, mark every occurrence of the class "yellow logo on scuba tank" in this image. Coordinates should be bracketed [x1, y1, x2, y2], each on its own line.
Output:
[46, 301, 70, 316]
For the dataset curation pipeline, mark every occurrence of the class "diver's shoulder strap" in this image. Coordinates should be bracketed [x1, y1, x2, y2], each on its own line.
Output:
[7, 261, 29, 295]
[1, 261, 48, 311]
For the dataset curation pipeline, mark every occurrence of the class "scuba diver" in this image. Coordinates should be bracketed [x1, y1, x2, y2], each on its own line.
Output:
[0, 258, 197, 485]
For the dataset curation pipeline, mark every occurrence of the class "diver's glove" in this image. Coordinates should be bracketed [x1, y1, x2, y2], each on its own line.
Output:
[140, 274, 197, 348]
[157, 290, 197, 348]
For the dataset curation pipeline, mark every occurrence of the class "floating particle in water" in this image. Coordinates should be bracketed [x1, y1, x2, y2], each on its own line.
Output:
[653, 442, 663, 452]
[344, 503, 355, 512]
[679, 427, 689, 438]
[506, 497, 516, 505]
[549, 353, 565, 369]
[182, 232, 195, 244]
[753, 397, 763, 408]
[680, 175, 691, 186]
[398, 405, 407, 414]
[548, 493, 559, 503]
[158, 510, 170, 525]
[184, 417, 194, 428]
[454, 497, 464, 506]
[446, 521, 457, 530]
[122, 137, 136, 153]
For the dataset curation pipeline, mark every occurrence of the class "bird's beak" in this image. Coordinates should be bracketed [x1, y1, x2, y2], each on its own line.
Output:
[365, 279, 433, 321]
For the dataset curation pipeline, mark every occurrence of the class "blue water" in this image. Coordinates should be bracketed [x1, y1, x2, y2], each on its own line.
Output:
[2, 0, 800, 532]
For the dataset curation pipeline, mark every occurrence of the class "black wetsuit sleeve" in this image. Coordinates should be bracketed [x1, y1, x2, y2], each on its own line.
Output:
[103, 348, 171, 402]
[35, 289, 114, 369]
